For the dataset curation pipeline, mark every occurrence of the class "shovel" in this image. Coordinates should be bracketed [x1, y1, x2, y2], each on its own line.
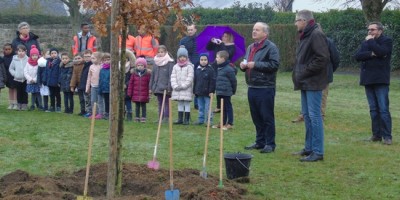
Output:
[77, 103, 97, 200]
[200, 95, 213, 179]
[218, 99, 224, 188]
[147, 90, 167, 170]
[165, 98, 180, 200]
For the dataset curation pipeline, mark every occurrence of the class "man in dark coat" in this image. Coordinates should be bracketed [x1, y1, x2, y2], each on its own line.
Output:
[354, 22, 393, 145]
[240, 22, 280, 154]
[292, 10, 330, 162]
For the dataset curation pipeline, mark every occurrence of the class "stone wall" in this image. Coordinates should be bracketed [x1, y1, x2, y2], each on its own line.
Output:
[0, 24, 101, 55]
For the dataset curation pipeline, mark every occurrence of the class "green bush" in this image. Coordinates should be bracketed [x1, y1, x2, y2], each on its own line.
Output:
[0, 14, 69, 25]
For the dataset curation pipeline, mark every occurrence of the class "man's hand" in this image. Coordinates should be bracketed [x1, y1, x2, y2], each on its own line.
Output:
[365, 35, 374, 40]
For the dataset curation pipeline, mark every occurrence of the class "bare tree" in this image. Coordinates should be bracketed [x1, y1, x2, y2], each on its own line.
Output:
[272, 0, 295, 12]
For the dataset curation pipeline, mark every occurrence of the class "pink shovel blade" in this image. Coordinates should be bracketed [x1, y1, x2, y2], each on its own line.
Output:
[147, 160, 160, 170]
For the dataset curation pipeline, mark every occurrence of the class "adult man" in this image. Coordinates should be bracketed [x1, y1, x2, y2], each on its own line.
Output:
[240, 22, 280, 154]
[72, 23, 97, 56]
[134, 25, 159, 68]
[355, 22, 393, 145]
[179, 24, 199, 65]
[292, 10, 330, 162]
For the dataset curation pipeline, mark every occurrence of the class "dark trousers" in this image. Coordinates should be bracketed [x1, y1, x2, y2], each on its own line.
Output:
[135, 102, 147, 118]
[49, 86, 61, 109]
[30, 93, 42, 108]
[63, 91, 74, 113]
[248, 88, 276, 149]
[43, 95, 49, 110]
[78, 89, 86, 114]
[219, 95, 233, 125]
[16, 81, 28, 104]
[156, 93, 170, 119]
[103, 93, 110, 114]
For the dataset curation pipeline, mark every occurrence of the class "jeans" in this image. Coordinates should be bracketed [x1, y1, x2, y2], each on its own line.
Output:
[125, 95, 132, 113]
[197, 95, 212, 124]
[365, 84, 392, 139]
[90, 86, 104, 115]
[248, 88, 276, 149]
[301, 90, 324, 155]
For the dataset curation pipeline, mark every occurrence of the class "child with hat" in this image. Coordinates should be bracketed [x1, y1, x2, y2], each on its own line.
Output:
[23, 45, 42, 110]
[170, 45, 194, 125]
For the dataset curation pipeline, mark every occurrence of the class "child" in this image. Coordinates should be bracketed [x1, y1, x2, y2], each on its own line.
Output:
[9, 45, 29, 110]
[3, 44, 18, 109]
[80, 50, 93, 117]
[212, 50, 237, 130]
[170, 45, 194, 125]
[124, 49, 136, 121]
[37, 50, 49, 111]
[127, 57, 151, 122]
[45, 48, 61, 112]
[23, 45, 42, 110]
[98, 53, 111, 120]
[150, 45, 174, 123]
[193, 53, 216, 125]
[59, 53, 74, 114]
[85, 51, 104, 119]
[0, 56, 6, 101]
[70, 53, 85, 115]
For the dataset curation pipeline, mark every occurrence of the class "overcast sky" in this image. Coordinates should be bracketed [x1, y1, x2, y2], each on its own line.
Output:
[292, 0, 359, 12]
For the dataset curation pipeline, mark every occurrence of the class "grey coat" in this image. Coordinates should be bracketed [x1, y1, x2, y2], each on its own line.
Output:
[150, 61, 174, 95]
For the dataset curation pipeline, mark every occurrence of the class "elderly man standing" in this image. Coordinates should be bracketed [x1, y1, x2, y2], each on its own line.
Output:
[241, 22, 280, 154]
[355, 22, 393, 145]
[292, 10, 330, 162]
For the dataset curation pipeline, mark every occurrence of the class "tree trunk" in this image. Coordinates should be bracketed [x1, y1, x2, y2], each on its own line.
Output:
[107, 0, 123, 198]
[68, 0, 82, 33]
[360, 0, 388, 22]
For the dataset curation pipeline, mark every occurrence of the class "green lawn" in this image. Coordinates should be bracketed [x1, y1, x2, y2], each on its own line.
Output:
[1, 72, 399, 199]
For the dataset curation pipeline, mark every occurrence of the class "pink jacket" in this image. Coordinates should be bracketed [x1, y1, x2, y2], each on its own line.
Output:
[85, 63, 101, 93]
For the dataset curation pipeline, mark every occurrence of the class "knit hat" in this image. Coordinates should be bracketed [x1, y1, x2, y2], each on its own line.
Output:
[177, 45, 188, 58]
[30, 45, 39, 56]
[49, 48, 59, 54]
[199, 52, 209, 61]
[135, 57, 147, 68]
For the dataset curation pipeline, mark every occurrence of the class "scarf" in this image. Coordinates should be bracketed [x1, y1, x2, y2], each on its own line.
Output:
[177, 59, 189, 67]
[299, 19, 315, 40]
[28, 57, 38, 66]
[248, 37, 267, 62]
[19, 34, 30, 42]
[154, 53, 173, 66]
[102, 63, 110, 69]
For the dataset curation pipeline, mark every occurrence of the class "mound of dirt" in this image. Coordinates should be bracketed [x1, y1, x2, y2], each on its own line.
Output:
[0, 163, 247, 200]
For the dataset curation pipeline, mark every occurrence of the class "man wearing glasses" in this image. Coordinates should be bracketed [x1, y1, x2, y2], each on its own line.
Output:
[355, 22, 393, 145]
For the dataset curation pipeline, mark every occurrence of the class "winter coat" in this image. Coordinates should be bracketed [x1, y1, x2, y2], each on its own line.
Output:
[59, 61, 74, 92]
[9, 55, 28, 83]
[327, 37, 340, 83]
[241, 39, 280, 88]
[193, 64, 216, 96]
[292, 23, 330, 91]
[37, 58, 47, 85]
[70, 62, 84, 89]
[127, 69, 151, 103]
[170, 62, 194, 101]
[24, 62, 39, 84]
[3, 53, 17, 88]
[0, 60, 6, 88]
[150, 61, 174, 95]
[78, 61, 92, 91]
[12, 32, 41, 56]
[354, 34, 392, 86]
[44, 57, 61, 87]
[215, 62, 237, 97]
[85, 63, 101, 93]
[179, 35, 199, 65]
[98, 67, 110, 94]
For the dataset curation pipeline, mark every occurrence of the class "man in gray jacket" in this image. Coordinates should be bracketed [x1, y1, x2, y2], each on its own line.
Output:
[292, 10, 330, 162]
[240, 22, 280, 154]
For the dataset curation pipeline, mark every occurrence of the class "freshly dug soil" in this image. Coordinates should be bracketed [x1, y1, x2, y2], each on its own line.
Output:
[0, 163, 247, 200]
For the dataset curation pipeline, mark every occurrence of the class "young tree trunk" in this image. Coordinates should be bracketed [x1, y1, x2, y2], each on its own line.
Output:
[107, 0, 124, 197]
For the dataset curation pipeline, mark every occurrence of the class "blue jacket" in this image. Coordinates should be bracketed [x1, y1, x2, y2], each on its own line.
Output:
[45, 57, 61, 87]
[59, 61, 73, 92]
[99, 67, 110, 94]
[215, 61, 237, 96]
[354, 34, 392, 86]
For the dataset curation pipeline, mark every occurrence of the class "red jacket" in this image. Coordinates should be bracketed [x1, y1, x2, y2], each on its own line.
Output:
[127, 69, 151, 103]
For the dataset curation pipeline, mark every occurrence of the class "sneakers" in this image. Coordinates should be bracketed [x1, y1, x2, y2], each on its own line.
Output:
[383, 138, 392, 145]
[291, 114, 304, 123]
[213, 108, 221, 113]
[212, 124, 227, 131]
[94, 114, 103, 119]
[140, 117, 146, 123]
[84, 113, 92, 118]
[7, 104, 13, 110]
[12, 104, 19, 110]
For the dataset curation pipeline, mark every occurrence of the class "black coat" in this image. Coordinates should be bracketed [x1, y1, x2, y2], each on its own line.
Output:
[78, 61, 92, 90]
[193, 64, 216, 96]
[215, 62, 237, 97]
[327, 37, 340, 83]
[59, 61, 74, 92]
[354, 34, 392, 86]
[12, 32, 41, 56]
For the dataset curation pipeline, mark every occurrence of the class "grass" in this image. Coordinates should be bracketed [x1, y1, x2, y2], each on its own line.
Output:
[1, 71, 400, 199]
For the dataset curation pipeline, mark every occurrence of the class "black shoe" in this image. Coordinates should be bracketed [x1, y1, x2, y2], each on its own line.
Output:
[366, 135, 382, 142]
[260, 145, 275, 153]
[244, 143, 264, 150]
[300, 152, 323, 162]
[383, 138, 392, 145]
[292, 149, 312, 156]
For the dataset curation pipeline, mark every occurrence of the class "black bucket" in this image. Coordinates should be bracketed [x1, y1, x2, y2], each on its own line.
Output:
[224, 153, 253, 179]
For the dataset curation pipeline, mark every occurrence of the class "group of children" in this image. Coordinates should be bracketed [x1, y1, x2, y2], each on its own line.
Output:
[1, 43, 237, 130]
